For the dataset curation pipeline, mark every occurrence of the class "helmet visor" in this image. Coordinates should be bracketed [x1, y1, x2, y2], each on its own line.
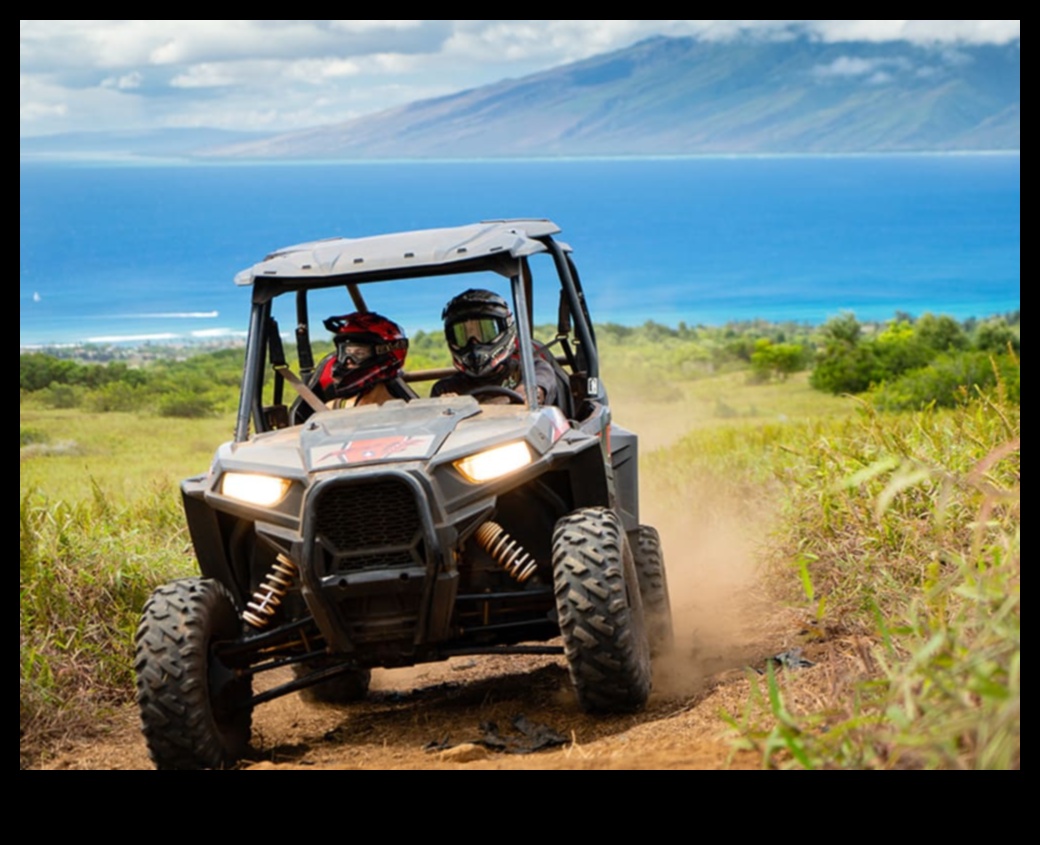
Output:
[447, 316, 509, 350]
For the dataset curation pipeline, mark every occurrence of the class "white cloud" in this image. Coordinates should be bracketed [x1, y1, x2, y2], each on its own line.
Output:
[813, 56, 913, 79]
[170, 63, 243, 89]
[810, 19, 1019, 44]
[20, 100, 67, 121]
[101, 71, 144, 90]
[19, 20, 1020, 137]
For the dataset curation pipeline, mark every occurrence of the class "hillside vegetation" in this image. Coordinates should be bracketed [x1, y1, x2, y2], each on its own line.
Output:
[20, 313, 1020, 768]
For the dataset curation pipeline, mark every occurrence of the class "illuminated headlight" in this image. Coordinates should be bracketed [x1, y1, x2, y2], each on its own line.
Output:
[221, 472, 290, 506]
[454, 442, 533, 483]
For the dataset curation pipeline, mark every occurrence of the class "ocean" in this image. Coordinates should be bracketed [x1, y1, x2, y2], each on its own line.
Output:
[19, 154, 1020, 348]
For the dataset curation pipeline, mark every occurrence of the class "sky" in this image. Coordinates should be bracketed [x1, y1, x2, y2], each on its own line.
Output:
[20, 20, 1021, 139]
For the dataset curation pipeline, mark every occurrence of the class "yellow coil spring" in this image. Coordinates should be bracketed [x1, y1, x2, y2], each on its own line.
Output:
[243, 554, 298, 629]
[473, 521, 538, 583]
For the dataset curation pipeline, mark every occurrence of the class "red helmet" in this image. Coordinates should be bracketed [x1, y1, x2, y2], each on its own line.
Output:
[321, 312, 408, 399]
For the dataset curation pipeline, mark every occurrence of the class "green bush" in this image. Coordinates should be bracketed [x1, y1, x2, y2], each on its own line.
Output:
[750, 339, 808, 382]
[158, 391, 215, 418]
[810, 312, 1021, 404]
[871, 351, 1018, 411]
[20, 427, 47, 447]
[40, 383, 84, 409]
[974, 319, 1020, 354]
[84, 382, 144, 413]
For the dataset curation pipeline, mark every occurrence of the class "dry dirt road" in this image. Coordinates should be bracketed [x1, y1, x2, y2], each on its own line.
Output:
[37, 411, 810, 771]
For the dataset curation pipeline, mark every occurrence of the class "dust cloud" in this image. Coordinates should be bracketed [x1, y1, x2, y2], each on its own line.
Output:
[621, 401, 789, 699]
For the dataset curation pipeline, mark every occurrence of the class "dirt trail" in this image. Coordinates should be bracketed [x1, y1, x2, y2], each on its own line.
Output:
[37, 406, 801, 771]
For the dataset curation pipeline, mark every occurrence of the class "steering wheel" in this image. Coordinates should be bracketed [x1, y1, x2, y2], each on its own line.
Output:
[467, 385, 526, 405]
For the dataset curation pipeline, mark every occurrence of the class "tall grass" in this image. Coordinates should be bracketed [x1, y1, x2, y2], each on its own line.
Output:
[19, 481, 196, 763]
[709, 388, 1020, 769]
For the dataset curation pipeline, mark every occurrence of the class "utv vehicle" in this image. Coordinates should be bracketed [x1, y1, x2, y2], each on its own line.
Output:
[134, 219, 673, 770]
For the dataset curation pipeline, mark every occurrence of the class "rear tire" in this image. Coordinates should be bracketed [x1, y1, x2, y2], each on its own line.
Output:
[134, 578, 253, 770]
[631, 525, 675, 655]
[552, 507, 652, 712]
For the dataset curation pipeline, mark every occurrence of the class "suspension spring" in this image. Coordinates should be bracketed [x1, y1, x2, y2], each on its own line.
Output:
[473, 521, 539, 583]
[243, 553, 298, 629]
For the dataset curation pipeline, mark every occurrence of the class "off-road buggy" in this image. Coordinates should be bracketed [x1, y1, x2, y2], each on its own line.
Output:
[134, 219, 673, 770]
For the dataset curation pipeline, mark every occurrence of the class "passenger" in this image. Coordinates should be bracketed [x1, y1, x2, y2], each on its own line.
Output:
[431, 289, 559, 406]
[319, 312, 414, 407]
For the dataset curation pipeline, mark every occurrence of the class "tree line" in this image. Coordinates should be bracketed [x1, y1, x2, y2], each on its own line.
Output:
[20, 312, 1019, 417]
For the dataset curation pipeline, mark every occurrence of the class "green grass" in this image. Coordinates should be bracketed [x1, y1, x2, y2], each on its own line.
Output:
[19, 409, 227, 762]
[651, 390, 1020, 769]
[19, 409, 235, 502]
[19, 363, 1020, 769]
[20, 484, 196, 761]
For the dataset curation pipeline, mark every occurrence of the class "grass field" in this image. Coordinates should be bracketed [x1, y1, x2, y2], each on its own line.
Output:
[19, 366, 1019, 769]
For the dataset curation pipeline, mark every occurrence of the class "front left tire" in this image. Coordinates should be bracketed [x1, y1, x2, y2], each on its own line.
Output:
[552, 507, 652, 713]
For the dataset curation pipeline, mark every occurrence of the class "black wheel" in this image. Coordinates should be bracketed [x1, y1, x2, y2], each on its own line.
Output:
[293, 658, 371, 704]
[467, 384, 526, 404]
[134, 578, 253, 770]
[552, 507, 652, 712]
[631, 525, 675, 655]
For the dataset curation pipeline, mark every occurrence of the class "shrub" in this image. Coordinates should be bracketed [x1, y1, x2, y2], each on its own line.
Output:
[20, 427, 47, 447]
[40, 383, 84, 409]
[84, 382, 144, 413]
[871, 351, 1016, 411]
[158, 391, 215, 418]
[750, 340, 808, 382]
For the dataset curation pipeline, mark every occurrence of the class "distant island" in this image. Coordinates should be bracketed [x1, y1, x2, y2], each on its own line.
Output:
[21, 35, 1019, 162]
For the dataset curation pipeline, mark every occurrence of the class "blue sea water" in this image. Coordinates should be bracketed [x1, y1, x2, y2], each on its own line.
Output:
[19, 154, 1020, 348]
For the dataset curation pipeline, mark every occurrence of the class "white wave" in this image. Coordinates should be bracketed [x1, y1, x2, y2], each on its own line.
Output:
[118, 311, 220, 319]
[85, 332, 181, 344]
[189, 327, 245, 339]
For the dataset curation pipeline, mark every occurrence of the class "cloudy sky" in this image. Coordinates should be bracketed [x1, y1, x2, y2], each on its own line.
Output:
[20, 20, 1021, 138]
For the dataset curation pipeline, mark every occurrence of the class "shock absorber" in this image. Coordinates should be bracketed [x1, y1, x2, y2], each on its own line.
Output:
[473, 521, 539, 583]
[243, 553, 298, 629]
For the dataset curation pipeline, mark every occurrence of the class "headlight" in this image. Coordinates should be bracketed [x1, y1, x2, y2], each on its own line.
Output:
[454, 442, 532, 483]
[221, 472, 290, 506]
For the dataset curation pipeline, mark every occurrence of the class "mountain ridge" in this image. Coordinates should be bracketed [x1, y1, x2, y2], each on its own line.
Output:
[23, 35, 1020, 160]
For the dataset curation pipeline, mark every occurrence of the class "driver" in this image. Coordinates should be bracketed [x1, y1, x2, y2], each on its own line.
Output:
[431, 289, 559, 406]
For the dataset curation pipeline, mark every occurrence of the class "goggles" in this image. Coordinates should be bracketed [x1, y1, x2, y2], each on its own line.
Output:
[335, 341, 376, 367]
[447, 316, 509, 350]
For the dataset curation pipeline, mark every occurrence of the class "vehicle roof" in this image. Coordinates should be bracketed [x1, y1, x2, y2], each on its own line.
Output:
[234, 219, 563, 287]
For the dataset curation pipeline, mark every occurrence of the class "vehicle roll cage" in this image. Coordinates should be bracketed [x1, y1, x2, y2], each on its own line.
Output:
[235, 235, 600, 443]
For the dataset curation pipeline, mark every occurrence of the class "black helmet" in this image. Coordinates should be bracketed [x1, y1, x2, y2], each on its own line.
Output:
[442, 289, 517, 379]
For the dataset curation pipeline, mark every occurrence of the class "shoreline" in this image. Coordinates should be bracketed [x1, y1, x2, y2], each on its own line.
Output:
[20, 149, 1022, 168]
[21, 307, 1020, 363]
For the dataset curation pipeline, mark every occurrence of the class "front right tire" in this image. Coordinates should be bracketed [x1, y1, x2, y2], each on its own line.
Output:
[552, 507, 652, 713]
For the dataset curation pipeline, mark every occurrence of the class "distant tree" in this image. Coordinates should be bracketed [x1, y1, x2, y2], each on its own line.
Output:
[914, 313, 969, 353]
[871, 351, 1014, 411]
[750, 339, 808, 382]
[810, 313, 879, 394]
[973, 318, 1020, 354]
[819, 312, 863, 347]
[20, 353, 80, 392]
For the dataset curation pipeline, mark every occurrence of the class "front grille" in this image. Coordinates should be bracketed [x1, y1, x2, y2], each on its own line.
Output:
[313, 479, 423, 574]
